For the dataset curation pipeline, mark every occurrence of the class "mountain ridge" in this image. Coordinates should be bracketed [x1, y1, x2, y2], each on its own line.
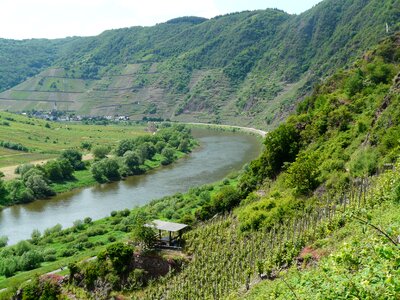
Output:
[0, 0, 399, 128]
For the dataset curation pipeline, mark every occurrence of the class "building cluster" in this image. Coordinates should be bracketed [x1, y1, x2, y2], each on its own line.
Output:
[22, 111, 130, 122]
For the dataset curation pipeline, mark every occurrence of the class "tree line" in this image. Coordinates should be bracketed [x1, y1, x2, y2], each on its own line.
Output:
[0, 124, 195, 207]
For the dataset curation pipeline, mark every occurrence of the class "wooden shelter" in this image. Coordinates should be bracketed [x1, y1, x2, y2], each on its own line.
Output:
[145, 220, 188, 248]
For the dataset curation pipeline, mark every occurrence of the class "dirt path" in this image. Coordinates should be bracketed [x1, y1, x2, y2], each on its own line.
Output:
[185, 122, 267, 138]
[0, 154, 93, 181]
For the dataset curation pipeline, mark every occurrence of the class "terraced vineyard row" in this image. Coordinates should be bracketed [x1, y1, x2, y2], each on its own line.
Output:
[140, 179, 371, 299]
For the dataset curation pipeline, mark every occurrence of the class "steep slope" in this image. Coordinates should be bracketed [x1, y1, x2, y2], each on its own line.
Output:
[0, 38, 69, 92]
[3, 34, 400, 299]
[0, 0, 399, 128]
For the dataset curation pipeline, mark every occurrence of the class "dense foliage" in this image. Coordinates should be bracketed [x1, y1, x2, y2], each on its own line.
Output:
[0, 38, 70, 92]
[91, 124, 195, 183]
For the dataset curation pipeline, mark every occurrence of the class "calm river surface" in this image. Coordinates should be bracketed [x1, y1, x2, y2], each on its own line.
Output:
[0, 128, 262, 244]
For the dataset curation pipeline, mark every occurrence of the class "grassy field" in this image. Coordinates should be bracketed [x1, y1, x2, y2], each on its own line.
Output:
[0, 111, 147, 168]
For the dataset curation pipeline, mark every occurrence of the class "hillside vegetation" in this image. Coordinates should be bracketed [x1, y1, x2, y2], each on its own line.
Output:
[0, 0, 399, 128]
[3, 33, 400, 299]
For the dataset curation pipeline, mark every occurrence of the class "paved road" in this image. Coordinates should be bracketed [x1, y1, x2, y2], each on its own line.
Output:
[185, 122, 267, 138]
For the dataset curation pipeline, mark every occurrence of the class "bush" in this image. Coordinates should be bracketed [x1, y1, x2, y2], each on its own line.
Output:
[286, 153, 320, 196]
[43, 224, 62, 237]
[30, 229, 41, 244]
[0, 140, 28, 151]
[102, 242, 134, 274]
[15, 164, 34, 175]
[91, 158, 121, 182]
[92, 145, 110, 160]
[19, 250, 43, 271]
[60, 248, 77, 257]
[73, 219, 85, 231]
[60, 149, 84, 170]
[81, 141, 92, 150]
[24, 174, 55, 198]
[161, 147, 175, 165]
[0, 257, 18, 277]
[14, 240, 32, 256]
[0, 236, 8, 248]
[5, 179, 34, 204]
[119, 208, 130, 217]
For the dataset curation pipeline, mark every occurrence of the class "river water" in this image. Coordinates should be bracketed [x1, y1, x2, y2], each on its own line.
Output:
[0, 128, 262, 244]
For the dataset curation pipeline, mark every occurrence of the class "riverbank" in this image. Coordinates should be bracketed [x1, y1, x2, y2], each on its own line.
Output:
[0, 124, 197, 210]
[50, 150, 189, 194]
[0, 153, 94, 181]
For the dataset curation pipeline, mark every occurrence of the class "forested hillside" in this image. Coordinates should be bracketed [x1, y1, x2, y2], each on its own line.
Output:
[6, 32, 400, 300]
[0, 39, 68, 92]
[0, 0, 399, 127]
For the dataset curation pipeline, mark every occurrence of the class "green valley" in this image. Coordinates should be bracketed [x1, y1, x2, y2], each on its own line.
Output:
[0, 0, 400, 299]
[0, 0, 399, 128]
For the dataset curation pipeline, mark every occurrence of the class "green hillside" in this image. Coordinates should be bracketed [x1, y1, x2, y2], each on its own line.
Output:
[0, 0, 399, 128]
[3, 32, 400, 299]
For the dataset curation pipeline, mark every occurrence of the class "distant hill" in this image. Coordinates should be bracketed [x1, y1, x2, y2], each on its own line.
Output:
[0, 0, 399, 128]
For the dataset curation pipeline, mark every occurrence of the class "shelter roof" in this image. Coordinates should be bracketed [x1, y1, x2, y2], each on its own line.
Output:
[145, 220, 188, 232]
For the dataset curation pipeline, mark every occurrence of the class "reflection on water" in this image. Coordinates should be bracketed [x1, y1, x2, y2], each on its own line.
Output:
[0, 128, 262, 244]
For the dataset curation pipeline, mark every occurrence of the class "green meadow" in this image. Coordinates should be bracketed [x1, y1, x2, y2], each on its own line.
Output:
[0, 111, 147, 168]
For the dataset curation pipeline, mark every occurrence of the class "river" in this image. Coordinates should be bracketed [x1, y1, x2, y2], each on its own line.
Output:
[0, 128, 262, 244]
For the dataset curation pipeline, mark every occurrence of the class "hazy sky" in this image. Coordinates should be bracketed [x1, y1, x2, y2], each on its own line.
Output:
[0, 0, 323, 40]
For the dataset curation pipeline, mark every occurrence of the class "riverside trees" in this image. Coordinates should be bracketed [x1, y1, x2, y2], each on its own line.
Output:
[0, 149, 85, 207]
[91, 124, 195, 183]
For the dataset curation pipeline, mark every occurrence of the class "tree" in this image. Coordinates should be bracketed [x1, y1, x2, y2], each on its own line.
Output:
[131, 214, 157, 250]
[161, 147, 175, 165]
[22, 168, 45, 183]
[211, 186, 241, 213]
[6, 179, 34, 204]
[286, 153, 320, 196]
[92, 145, 110, 160]
[155, 140, 166, 153]
[124, 151, 141, 174]
[25, 174, 55, 198]
[115, 139, 135, 156]
[19, 250, 43, 271]
[60, 149, 84, 170]
[44, 160, 63, 182]
[0, 236, 8, 248]
[91, 161, 105, 182]
[0, 174, 9, 205]
[57, 158, 74, 179]
[239, 123, 300, 195]
[30, 229, 41, 244]
[15, 163, 34, 175]
[178, 139, 190, 153]
[137, 142, 156, 163]
[102, 242, 134, 274]
[91, 158, 121, 183]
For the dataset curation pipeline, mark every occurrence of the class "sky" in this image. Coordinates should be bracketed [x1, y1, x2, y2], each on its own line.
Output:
[0, 0, 323, 40]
